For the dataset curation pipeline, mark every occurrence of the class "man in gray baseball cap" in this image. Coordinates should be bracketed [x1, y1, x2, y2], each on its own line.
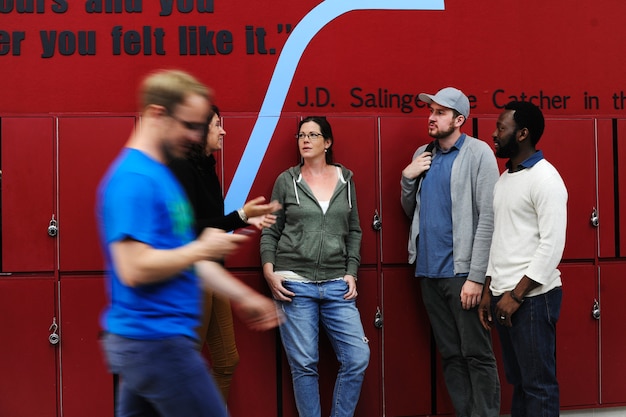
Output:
[418, 86, 470, 120]
[401, 86, 501, 417]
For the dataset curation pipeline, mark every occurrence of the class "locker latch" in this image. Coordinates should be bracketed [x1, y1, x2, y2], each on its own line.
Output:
[47, 215, 58, 237]
[590, 208, 599, 228]
[374, 307, 383, 329]
[49, 317, 60, 345]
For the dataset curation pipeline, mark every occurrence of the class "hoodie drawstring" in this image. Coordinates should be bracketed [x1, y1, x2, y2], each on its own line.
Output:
[292, 176, 300, 205]
[293, 167, 352, 209]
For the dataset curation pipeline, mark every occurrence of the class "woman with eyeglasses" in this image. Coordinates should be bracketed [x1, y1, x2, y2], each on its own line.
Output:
[260, 116, 370, 417]
[169, 105, 280, 402]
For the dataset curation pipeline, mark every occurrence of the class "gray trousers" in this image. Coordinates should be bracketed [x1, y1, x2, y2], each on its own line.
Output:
[421, 277, 501, 417]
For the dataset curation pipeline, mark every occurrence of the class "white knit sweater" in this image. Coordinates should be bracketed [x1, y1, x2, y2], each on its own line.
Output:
[487, 159, 568, 297]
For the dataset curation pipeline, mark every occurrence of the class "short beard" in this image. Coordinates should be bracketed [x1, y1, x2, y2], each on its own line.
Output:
[428, 122, 456, 139]
[495, 128, 520, 159]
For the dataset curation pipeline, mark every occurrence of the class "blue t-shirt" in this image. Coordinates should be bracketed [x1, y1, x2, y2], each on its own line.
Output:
[96, 148, 200, 340]
[416, 134, 468, 278]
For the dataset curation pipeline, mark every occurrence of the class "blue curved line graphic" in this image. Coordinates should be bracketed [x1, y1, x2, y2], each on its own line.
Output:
[224, 0, 445, 212]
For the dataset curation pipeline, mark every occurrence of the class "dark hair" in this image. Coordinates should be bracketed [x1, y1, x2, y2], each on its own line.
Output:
[504, 101, 545, 145]
[209, 104, 220, 120]
[298, 116, 334, 164]
[450, 108, 467, 126]
[187, 104, 221, 164]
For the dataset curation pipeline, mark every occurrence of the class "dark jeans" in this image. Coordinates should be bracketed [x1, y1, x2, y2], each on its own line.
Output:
[492, 287, 562, 417]
[421, 277, 501, 417]
[101, 333, 227, 417]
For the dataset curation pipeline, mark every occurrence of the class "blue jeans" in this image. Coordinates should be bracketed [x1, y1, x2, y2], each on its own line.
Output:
[279, 280, 370, 417]
[492, 287, 562, 417]
[101, 333, 227, 417]
[421, 277, 501, 417]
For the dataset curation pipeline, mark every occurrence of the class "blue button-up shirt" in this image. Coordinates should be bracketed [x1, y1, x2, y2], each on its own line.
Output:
[505, 150, 545, 172]
[416, 134, 469, 278]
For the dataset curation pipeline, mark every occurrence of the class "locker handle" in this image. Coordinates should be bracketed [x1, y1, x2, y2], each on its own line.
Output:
[49, 317, 60, 345]
[590, 208, 599, 228]
[47, 214, 58, 237]
[592, 299, 600, 320]
[374, 307, 383, 329]
[372, 210, 382, 231]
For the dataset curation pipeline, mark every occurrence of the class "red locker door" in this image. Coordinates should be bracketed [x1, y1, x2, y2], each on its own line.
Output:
[1, 117, 55, 272]
[222, 115, 300, 269]
[596, 119, 616, 258]
[599, 262, 626, 405]
[616, 120, 626, 257]
[539, 120, 596, 261]
[354, 268, 383, 417]
[381, 266, 432, 416]
[478, 117, 597, 261]
[227, 271, 280, 417]
[57, 116, 135, 272]
[379, 116, 431, 265]
[556, 263, 598, 408]
[59, 275, 113, 417]
[0, 278, 57, 417]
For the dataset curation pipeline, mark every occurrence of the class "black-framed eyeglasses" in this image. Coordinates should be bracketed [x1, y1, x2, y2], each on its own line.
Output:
[169, 113, 206, 134]
[296, 132, 324, 140]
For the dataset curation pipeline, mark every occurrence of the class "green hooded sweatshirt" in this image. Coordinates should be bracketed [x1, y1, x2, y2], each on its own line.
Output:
[260, 163, 362, 281]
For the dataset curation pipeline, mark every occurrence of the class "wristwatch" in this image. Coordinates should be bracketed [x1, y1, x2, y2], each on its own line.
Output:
[237, 208, 248, 222]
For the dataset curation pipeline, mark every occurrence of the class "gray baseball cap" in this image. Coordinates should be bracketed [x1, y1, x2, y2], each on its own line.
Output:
[418, 87, 470, 119]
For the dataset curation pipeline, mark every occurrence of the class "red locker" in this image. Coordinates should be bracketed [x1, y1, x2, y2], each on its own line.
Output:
[227, 271, 281, 417]
[381, 266, 432, 416]
[599, 262, 626, 405]
[1, 117, 56, 272]
[57, 117, 136, 272]
[557, 263, 599, 408]
[379, 116, 431, 265]
[59, 275, 113, 417]
[478, 117, 597, 261]
[222, 115, 300, 269]
[596, 119, 616, 258]
[617, 120, 626, 257]
[0, 278, 58, 417]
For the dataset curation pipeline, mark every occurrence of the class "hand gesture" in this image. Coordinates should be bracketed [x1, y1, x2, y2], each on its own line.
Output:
[263, 266, 296, 302]
[343, 275, 358, 300]
[242, 196, 282, 218]
[402, 150, 433, 180]
[232, 293, 284, 331]
[478, 293, 493, 330]
[494, 292, 521, 328]
[460, 280, 483, 310]
[247, 213, 278, 230]
[195, 227, 248, 260]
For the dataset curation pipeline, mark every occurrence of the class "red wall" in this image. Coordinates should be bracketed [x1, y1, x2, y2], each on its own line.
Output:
[2, 1, 626, 117]
[3, 2, 626, 416]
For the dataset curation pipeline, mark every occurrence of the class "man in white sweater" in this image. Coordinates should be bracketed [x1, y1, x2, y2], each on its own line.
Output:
[479, 101, 567, 417]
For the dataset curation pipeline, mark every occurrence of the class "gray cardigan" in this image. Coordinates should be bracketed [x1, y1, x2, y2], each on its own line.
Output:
[260, 164, 362, 281]
[400, 135, 499, 284]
